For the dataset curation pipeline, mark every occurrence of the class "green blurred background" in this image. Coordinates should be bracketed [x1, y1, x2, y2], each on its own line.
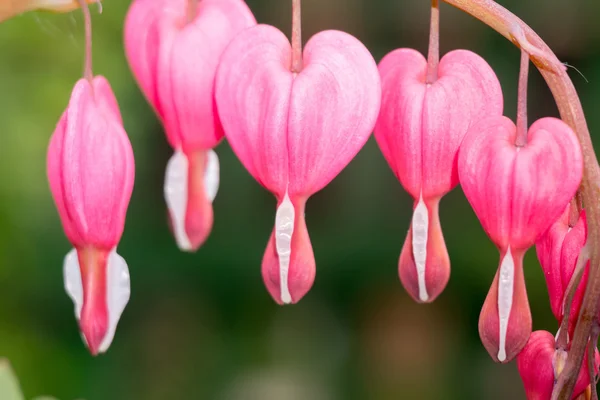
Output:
[0, 0, 599, 399]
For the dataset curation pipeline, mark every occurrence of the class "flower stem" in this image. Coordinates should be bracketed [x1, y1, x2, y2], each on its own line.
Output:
[77, 0, 93, 82]
[440, 1, 600, 399]
[515, 48, 529, 147]
[187, 0, 198, 24]
[569, 195, 582, 227]
[291, 0, 303, 73]
[426, 0, 440, 83]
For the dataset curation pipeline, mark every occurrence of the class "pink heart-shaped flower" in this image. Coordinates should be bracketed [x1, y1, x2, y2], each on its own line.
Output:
[216, 25, 381, 304]
[459, 116, 583, 363]
[374, 48, 503, 303]
[125, 0, 256, 251]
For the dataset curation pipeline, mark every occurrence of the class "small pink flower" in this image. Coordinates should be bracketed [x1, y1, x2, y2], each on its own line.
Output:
[517, 330, 597, 400]
[459, 117, 583, 362]
[47, 76, 135, 355]
[124, 0, 256, 251]
[216, 26, 381, 304]
[375, 49, 502, 303]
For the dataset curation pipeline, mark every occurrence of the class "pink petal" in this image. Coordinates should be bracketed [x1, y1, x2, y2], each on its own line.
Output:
[48, 110, 83, 246]
[375, 48, 425, 198]
[92, 76, 123, 124]
[516, 330, 555, 400]
[458, 116, 516, 249]
[124, 0, 169, 118]
[517, 330, 598, 399]
[374, 49, 502, 199]
[216, 24, 293, 196]
[510, 118, 583, 249]
[287, 30, 381, 197]
[458, 117, 582, 250]
[156, 0, 256, 151]
[184, 149, 215, 250]
[217, 26, 381, 198]
[61, 78, 135, 248]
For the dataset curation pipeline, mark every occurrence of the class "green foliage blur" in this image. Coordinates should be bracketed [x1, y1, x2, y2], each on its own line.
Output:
[0, 0, 599, 399]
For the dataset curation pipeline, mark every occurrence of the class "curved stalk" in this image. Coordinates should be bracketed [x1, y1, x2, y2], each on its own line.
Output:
[440, 1, 600, 399]
[426, 0, 440, 83]
[291, 0, 303, 73]
[77, 0, 93, 82]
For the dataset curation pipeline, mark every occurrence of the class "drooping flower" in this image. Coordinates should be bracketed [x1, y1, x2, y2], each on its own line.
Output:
[124, 0, 256, 251]
[374, 1, 503, 303]
[517, 330, 597, 400]
[215, 21, 381, 304]
[459, 115, 583, 362]
[47, 76, 135, 355]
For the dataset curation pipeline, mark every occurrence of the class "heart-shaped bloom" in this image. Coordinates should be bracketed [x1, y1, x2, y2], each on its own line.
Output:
[517, 330, 597, 400]
[216, 25, 381, 304]
[47, 76, 135, 355]
[125, 0, 256, 251]
[459, 117, 583, 362]
[374, 49, 503, 303]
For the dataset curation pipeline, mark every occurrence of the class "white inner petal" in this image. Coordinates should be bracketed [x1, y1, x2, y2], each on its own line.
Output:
[204, 149, 220, 203]
[99, 249, 131, 353]
[412, 195, 429, 302]
[164, 150, 192, 251]
[275, 191, 295, 304]
[63, 248, 131, 354]
[63, 248, 83, 320]
[497, 247, 515, 362]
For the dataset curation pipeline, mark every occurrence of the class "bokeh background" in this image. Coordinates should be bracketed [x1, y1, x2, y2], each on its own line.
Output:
[0, 0, 599, 399]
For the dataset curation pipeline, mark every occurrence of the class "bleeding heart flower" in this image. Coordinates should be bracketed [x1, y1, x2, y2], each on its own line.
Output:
[124, 0, 256, 251]
[215, 25, 381, 304]
[47, 76, 135, 355]
[375, 48, 502, 303]
[517, 330, 597, 400]
[459, 116, 583, 362]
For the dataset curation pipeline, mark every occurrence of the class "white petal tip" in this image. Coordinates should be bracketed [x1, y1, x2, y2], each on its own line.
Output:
[497, 349, 506, 362]
[99, 250, 131, 353]
[64, 248, 83, 320]
[281, 293, 292, 305]
[164, 151, 193, 251]
[204, 149, 220, 203]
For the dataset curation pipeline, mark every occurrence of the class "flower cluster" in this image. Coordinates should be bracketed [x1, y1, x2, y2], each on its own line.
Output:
[34, 0, 598, 398]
